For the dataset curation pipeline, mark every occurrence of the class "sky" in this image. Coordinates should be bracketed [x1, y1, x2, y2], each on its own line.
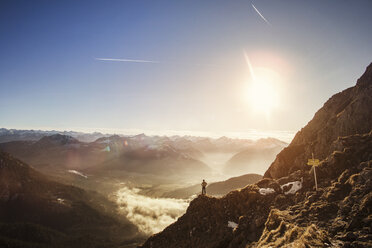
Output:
[1, 0, 372, 141]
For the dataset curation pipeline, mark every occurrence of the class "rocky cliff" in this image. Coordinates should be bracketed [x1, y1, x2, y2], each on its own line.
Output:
[140, 127, 372, 248]
[139, 63, 372, 248]
[264, 63, 372, 179]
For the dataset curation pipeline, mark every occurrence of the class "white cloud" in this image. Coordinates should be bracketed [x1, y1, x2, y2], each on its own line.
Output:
[115, 187, 190, 234]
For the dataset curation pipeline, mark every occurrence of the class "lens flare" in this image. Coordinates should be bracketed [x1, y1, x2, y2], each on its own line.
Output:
[245, 67, 281, 119]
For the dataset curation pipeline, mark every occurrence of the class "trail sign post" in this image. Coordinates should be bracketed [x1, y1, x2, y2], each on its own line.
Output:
[307, 153, 320, 191]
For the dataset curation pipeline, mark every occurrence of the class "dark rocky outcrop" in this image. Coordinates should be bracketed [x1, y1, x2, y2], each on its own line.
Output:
[140, 131, 372, 248]
[139, 63, 372, 247]
[163, 174, 262, 199]
[265, 63, 372, 179]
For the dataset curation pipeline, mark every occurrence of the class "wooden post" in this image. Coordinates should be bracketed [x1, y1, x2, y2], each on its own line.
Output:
[307, 153, 319, 191]
[312, 153, 318, 191]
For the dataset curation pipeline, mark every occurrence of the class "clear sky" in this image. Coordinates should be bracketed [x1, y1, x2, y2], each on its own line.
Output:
[1, 0, 372, 141]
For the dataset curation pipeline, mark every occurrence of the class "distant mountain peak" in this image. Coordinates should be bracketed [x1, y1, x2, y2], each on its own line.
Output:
[37, 134, 79, 146]
[133, 133, 147, 139]
[94, 134, 122, 143]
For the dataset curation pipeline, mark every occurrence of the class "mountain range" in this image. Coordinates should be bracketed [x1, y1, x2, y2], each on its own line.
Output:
[0, 151, 145, 248]
[5, 61, 370, 248]
[0, 128, 107, 143]
[0, 132, 286, 183]
[139, 63, 372, 247]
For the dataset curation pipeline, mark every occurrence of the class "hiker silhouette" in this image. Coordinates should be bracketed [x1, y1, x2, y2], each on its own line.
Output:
[201, 179, 207, 195]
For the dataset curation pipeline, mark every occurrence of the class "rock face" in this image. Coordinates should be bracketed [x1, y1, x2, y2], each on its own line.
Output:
[140, 131, 372, 248]
[264, 63, 372, 179]
[254, 131, 372, 248]
[139, 63, 372, 248]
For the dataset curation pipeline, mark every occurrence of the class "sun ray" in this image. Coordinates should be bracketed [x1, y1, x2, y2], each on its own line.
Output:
[243, 54, 281, 119]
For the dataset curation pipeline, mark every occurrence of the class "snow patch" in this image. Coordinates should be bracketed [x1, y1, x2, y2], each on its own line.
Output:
[228, 221, 238, 229]
[281, 180, 302, 195]
[68, 170, 88, 179]
[259, 188, 275, 195]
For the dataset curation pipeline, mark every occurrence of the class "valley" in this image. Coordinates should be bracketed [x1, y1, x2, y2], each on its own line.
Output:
[2, 1, 371, 247]
[139, 62, 372, 248]
[0, 130, 284, 246]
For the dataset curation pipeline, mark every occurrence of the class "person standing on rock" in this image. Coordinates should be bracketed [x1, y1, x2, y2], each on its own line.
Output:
[201, 179, 207, 195]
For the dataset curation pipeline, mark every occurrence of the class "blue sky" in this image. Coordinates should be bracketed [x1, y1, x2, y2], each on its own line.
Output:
[1, 0, 372, 140]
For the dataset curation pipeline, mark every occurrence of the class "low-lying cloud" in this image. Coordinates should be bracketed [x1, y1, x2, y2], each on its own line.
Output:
[116, 187, 190, 234]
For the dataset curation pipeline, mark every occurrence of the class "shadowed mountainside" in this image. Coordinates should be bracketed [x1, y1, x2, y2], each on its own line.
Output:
[0, 134, 285, 183]
[264, 63, 372, 179]
[0, 134, 212, 179]
[0, 134, 113, 170]
[86, 146, 211, 179]
[0, 151, 144, 248]
[139, 63, 372, 247]
[141, 131, 372, 247]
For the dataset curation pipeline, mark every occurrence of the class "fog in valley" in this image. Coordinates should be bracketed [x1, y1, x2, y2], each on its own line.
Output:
[0, 129, 287, 241]
[199, 152, 236, 179]
[116, 186, 191, 234]
[2, 1, 371, 246]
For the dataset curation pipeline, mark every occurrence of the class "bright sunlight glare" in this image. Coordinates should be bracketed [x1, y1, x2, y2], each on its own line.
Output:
[246, 67, 281, 118]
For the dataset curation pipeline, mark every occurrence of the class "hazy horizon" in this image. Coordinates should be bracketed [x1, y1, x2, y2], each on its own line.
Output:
[0, 126, 295, 143]
[2, 1, 372, 138]
[1, 1, 371, 247]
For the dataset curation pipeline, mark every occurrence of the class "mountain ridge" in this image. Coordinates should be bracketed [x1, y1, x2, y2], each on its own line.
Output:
[0, 151, 145, 247]
[138, 63, 372, 247]
[264, 62, 372, 179]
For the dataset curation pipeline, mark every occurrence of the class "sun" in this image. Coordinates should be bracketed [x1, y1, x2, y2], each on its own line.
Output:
[246, 67, 281, 117]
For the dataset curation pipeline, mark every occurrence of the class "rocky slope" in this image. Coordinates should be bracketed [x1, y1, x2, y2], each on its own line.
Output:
[163, 173, 262, 199]
[0, 151, 144, 248]
[140, 124, 372, 248]
[139, 63, 372, 248]
[265, 63, 372, 179]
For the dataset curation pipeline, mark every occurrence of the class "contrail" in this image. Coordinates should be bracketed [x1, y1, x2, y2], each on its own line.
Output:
[95, 57, 218, 67]
[95, 57, 160, 64]
[244, 51, 256, 80]
[252, 3, 271, 26]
